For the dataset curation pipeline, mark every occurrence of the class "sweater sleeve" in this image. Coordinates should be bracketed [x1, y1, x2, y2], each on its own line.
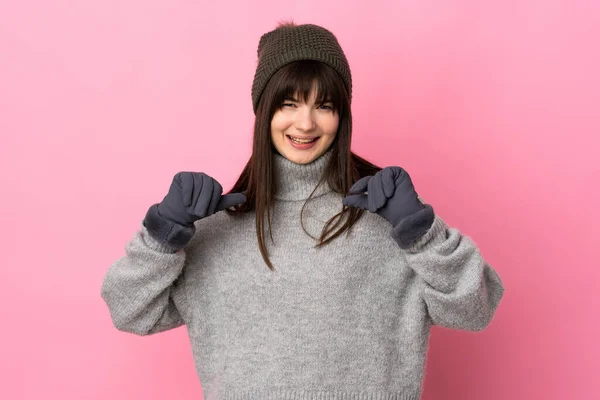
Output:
[394, 214, 504, 331]
[100, 225, 191, 336]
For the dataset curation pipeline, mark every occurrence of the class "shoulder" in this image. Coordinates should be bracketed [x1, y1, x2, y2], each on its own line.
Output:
[351, 210, 395, 240]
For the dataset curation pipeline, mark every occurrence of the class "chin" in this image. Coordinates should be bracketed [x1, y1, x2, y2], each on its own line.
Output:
[287, 149, 324, 164]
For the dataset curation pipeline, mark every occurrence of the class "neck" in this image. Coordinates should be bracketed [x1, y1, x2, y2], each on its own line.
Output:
[273, 149, 333, 201]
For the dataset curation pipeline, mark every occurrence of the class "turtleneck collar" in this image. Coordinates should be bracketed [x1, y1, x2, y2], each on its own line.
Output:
[273, 148, 333, 201]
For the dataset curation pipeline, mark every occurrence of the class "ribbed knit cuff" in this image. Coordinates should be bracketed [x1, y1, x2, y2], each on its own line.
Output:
[390, 204, 435, 249]
[143, 204, 195, 251]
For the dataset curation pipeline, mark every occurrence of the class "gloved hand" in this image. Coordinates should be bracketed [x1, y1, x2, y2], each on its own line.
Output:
[342, 166, 435, 248]
[144, 172, 246, 249]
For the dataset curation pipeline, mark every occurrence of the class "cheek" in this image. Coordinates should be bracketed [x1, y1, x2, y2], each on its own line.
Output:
[324, 116, 340, 136]
[271, 113, 291, 135]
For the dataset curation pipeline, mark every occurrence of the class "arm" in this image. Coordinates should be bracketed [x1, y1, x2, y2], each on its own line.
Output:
[343, 167, 504, 331]
[101, 171, 246, 335]
[395, 213, 504, 331]
[100, 225, 191, 336]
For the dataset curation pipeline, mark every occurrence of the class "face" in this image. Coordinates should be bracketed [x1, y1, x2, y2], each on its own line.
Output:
[270, 87, 340, 165]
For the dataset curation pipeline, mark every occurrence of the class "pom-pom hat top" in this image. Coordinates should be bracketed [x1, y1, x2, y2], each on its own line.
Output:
[251, 23, 352, 114]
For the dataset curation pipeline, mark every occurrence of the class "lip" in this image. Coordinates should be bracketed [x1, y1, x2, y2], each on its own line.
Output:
[286, 135, 319, 140]
[286, 135, 320, 150]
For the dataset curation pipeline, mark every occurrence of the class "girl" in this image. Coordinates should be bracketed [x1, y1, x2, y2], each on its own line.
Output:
[102, 22, 504, 400]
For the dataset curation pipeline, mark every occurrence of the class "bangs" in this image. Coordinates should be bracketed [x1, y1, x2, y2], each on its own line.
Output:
[270, 60, 347, 113]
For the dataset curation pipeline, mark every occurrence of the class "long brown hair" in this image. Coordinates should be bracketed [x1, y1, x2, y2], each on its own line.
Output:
[226, 60, 381, 270]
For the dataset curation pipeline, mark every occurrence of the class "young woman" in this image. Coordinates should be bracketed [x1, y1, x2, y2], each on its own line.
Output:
[101, 22, 504, 400]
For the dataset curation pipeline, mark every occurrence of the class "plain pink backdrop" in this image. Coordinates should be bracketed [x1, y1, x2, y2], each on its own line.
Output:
[1, 1, 599, 399]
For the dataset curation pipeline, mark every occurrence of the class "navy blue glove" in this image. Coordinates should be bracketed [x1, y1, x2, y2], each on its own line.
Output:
[144, 172, 246, 249]
[342, 167, 435, 248]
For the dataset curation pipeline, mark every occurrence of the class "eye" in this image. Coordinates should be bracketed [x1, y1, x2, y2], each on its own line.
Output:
[319, 104, 334, 110]
[282, 102, 296, 108]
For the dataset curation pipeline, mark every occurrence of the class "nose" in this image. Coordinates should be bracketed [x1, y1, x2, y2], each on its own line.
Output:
[294, 106, 316, 132]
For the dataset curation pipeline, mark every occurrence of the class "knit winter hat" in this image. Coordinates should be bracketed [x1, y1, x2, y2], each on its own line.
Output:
[251, 23, 352, 114]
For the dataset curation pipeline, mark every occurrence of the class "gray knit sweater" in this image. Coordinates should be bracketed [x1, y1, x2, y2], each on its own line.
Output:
[101, 150, 504, 400]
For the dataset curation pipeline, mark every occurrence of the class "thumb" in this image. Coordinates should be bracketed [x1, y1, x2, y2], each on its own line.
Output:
[349, 176, 371, 194]
[216, 193, 247, 211]
[343, 194, 369, 210]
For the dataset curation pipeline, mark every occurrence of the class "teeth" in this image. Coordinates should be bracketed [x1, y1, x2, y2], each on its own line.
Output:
[289, 136, 317, 144]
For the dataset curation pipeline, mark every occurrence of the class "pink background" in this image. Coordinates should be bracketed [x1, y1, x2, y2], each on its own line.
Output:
[1, 1, 599, 399]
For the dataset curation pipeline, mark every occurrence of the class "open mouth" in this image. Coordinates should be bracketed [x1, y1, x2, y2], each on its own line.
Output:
[286, 135, 319, 144]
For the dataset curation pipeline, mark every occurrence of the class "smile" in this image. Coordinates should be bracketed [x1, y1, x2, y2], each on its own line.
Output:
[287, 135, 319, 144]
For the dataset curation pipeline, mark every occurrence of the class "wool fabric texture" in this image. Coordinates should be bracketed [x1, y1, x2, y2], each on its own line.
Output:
[251, 24, 352, 113]
[101, 150, 504, 400]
